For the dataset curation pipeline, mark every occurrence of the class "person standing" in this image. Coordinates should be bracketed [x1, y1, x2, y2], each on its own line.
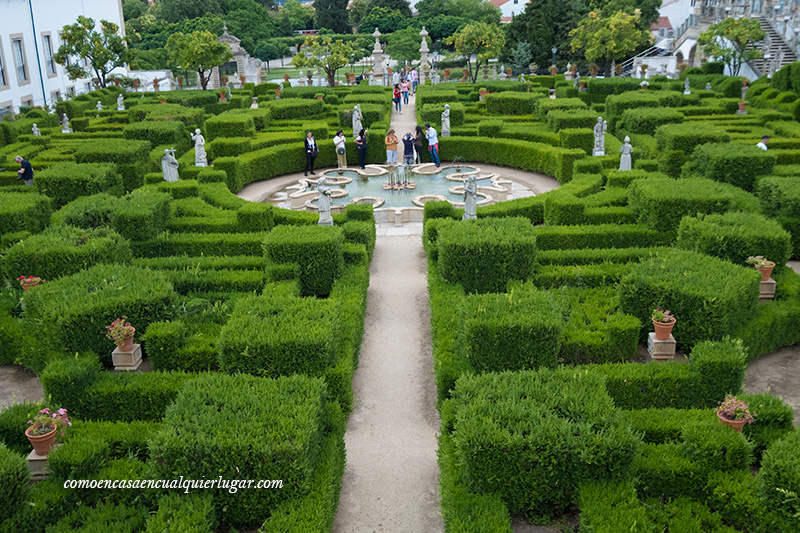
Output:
[411, 68, 418, 94]
[402, 133, 415, 166]
[414, 125, 424, 164]
[15, 156, 34, 186]
[425, 123, 440, 167]
[393, 84, 402, 113]
[356, 128, 368, 169]
[385, 128, 399, 166]
[756, 135, 770, 150]
[333, 129, 347, 170]
[304, 130, 318, 176]
[401, 79, 410, 106]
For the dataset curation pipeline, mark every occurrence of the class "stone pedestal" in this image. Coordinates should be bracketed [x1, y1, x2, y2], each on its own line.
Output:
[647, 332, 676, 360]
[394, 209, 403, 227]
[112, 344, 143, 371]
[759, 278, 776, 302]
[28, 449, 53, 481]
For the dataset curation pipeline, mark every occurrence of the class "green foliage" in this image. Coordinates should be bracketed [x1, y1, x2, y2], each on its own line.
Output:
[145, 493, 216, 533]
[579, 480, 655, 533]
[122, 121, 188, 149]
[73, 139, 150, 191]
[35, 163, 122, 208]
[691, 142, 776, 191]
[0, 402, 43, 455]
[264, 225, 344, 297]
[437, 217, 536, 294]
[698, 17, 765, 76]
[444, 22, 505, 83]
[3, 225, 131, 281]
[54, 16, 131, 87]
[484, 92, 542, 115]
[0, 191, 52, 235]
[618, 107, 684, 135]
[534, 223, 669, 250]
[110, 188, 172, 241]
[569, 10, 651, 64]
[536, 97, 587, 120]
[655, 123, 731, 177]
[0, 444, 29, 523]
[165, 30, 233, 90]
[420, 102, 465, 126]
[757, 175, 800, 218]
[759, 430, 800, 528]
[204, 113, 256, 140]
[558, 128, 593, 153]
[677, 211, 792, 268]
[618, 249, 759, 350]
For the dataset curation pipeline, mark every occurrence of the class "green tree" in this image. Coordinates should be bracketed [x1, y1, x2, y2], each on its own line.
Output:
[291, 35, 354, 86]
[282, 0, 316, 31]
[698, 17, 765, 76]
[254, 40, 289, 72]
[569, 10, 651, 73]
[504, 0, 588, 67]
[225, 8, 279, 52]
[385, 26, 422, 66]
[509, 41, 532, 75]
[165, 30, 233, 90]
[426, 14, 469, 43]
[122, 0, 147, 20]
[589, 0, 660, 30]
[349, 0, 370, 28]
[417, 0, 499, 23]
[157, 0, 222, 23]
[444, 21, 505, 83]
[359, 7, 407, 34]
[367, 0, 411, 18]
[316, 0, 350, 33]
[54, 16, 132, 88]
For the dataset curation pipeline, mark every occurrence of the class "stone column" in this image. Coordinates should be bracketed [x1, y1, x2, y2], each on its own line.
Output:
[317, 67, 322, 87]
[419, 27, 430, 86]
[371, 28, 384, 86]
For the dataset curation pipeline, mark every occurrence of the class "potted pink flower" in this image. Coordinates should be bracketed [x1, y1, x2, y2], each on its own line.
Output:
[715, 394, 755, 432]
[652, 307, 676, 339]
[106, 316, 136, 351]
[26, 408, 70, 455]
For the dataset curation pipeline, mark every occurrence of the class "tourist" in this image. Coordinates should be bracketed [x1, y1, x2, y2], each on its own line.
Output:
[385, 129, 399, 166]
[756, 135, 770, 151]
[414, 125, 424, 164]
[402, 133, 415, 166]
[401, 78, 410, 106]
[425, 123, 440, 167]
[393, 84, 402, 113]
[356, 129, 368, 169]
[304, 130, 318, 176]
[334, 129, 347, 170]
[15, 155, 34, 186]
[411, 68, 418, 94]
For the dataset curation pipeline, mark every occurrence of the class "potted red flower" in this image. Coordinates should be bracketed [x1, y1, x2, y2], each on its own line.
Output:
[652, 307, 676, 340]
[18, 275, 45, 291]
[26, 408, 70, 455]
[106, 316, 136, 352]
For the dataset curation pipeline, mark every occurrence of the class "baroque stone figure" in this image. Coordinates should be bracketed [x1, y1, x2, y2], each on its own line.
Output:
[441, 104, 451, 137]
[706, 82, 712, 91]
[462, 174, 478, 221]
[317, 177, 334, 226]
[191, 129, 207, 167]
[96, 100, 103, 112]
[619, 136, 632, 171]
[684, 78, 691, 95]
[31, 124, 41, 136]
[352, 105, 363, 138]
[593, 117, 607, 156]
[117, 94, 125, 111]
[251, 96, 259, 109]
[161, 148, 179, 182]
[61, 113, 72, 134]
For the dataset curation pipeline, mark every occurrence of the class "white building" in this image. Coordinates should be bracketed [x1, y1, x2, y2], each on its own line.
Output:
[0, 0, 126, 116]
[489, 0, 530, 23]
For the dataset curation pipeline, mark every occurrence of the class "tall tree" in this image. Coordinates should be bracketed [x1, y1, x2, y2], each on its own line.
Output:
[569, 10, 651, 72]
[291, 35, 354, 86]
[504, 0, 588, 67]
[282, 0, 316, 31]
[165, 30, 233, 89]
[366, 0, 411, 18]
[385, 26, 422, 66]
[157, 0, 223, 23]
[54, 16, 132, 88]
[359, 7, 408, 34]
[316, 0, 350, 33]
[508, 41, 532, 75]
[426, 14, 469, 43]
[444, 21, 505, 83]
[349, 0, 370, 29]
[698, 17, 765, 76]
[254, 40, 290, 71]
[589, 0, 660, 30]
[417, 0, 499, 23]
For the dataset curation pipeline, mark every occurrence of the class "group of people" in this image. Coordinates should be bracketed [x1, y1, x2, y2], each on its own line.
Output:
[304, 121, 441, 175]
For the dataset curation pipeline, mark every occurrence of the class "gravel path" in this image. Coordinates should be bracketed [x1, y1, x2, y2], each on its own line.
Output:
[332, 235, 443, 532]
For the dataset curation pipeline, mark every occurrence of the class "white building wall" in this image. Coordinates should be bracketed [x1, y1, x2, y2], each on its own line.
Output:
[499, 0, 529, 21]
[660, 0, 697, 30]
[0, 0, 126, 115]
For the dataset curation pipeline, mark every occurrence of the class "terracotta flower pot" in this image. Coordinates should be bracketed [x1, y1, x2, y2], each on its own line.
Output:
[20, 280, 41, 291]
[738, 101, 747, 112]
[116, 328, 136, 352]
[652, 318, 676, 340]
[26, 424, 57, 455]
[756, 261, 775, 281]
[717, 411, 747, 432]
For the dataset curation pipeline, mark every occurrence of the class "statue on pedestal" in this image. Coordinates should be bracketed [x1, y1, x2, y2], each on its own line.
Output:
[31, 124, 41, 136]
[352, 105, 363, 138]
[619, 136, 632, 171]
[684, 78, 691, 95]
[161, 148, 179, 182]
[441, 104, 451, 137]
[191, 129, 207, 167]
[117, 94, 125, 111]
[317, 177, 333, 226]
[462, 175, 478, 220]
[61, 113, 72, 134]
[593, 117, 607, 156]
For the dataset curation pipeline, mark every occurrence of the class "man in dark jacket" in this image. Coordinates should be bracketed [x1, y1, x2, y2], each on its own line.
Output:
[15, 156, 33, 186]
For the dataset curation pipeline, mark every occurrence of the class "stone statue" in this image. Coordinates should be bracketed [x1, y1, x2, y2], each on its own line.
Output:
[317, 177, 333, 226]
[706, 82, 712, 91]
[61, 113, 72, 134]
[352, 105, 363, 138]
[574, 71, 580, 88]
[441, 104, 451, 138]
[117, 94, 125, 111]
[251, 96, 259, 109]
[298, 70, 306, 86]
[96, 100, 103, 112]
[31, 124, 41, 136]
[191, 129, 207, 167]
[619, 136, 632, 171]
[593, 117, 607, 156]
[519, 74, 524, 82]
[161, 148, 179, 182]
[462, 175, 478, 221]
[684, 78, 691, 95]
[432, 71, 440, 84]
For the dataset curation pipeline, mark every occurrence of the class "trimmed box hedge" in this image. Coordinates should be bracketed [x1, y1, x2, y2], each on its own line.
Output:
[264, 225, 344, 297]
[110, 188, 172, 241]
[484, 92, 543, 115]
[0, 191, 52, 235]
[691, 142, 776, 191]
[420, 102, 465, 126]
[35, 163, 123, 208]
[618, 107, 684, 135]
[655, 123, 730, 177]
[204, 113, 256, 141]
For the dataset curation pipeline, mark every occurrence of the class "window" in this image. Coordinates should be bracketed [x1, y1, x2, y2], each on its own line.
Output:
[66, 85, 74, 97]
[50, 90, 61, 104]
[21, 96, 33, 108]
[11, 37, 28, 83]
[0, 44, 7, 88]
[43, 34, 55, 76]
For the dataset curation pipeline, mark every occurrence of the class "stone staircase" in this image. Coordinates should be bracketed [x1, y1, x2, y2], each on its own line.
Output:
[749, 16, 798, 76]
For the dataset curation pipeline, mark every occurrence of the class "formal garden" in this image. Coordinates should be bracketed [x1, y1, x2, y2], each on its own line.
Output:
[1, 57, 800, 531]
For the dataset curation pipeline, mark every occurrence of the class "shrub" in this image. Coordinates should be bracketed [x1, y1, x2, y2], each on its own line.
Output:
[420, 102, 465, 126]
[263, 226, 344, 297]
[606, 169, 658, 188]
[218, 295, 338, 378]
[691, 142, 776, 191]
[558, 128, 593, 153]
[578, 480, 654, 533]
[0, 444, 29, 523]
[35, 163, 123, 209]
[134, 231, 266, 258]
[759, 430, 800, 529]
[544, 190, 585, 225]
[534, 223, 669, 250]
[458, 288, 562, 372]
[545, 109, 598, 130]
[145, 493, 216, 533]
[677, 211, 792, 268]
[0, 191, 52, 234]
[448, 368, 639, 520]
[536, 97, 587, 120]
[236, 202, 274, 232]
[111, 188, 172, 241]
[25, 264, 177, 356]
[618, 249, 759, 350]
[618, 107, 684, 135]
[437, 217, 536, 294]
[122, 121, 187, 148]
[73, 139, 150, 191]
[3, 225, 131, 281]
[655, 123, 730, 177]
[757, 176, 800, 218]
[484, 92, 543, 115]
[0, 401, 43, 455]
[204, 113, 256, 140]
[149, 373, 329, 527]
[267, 98, 325, 120]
